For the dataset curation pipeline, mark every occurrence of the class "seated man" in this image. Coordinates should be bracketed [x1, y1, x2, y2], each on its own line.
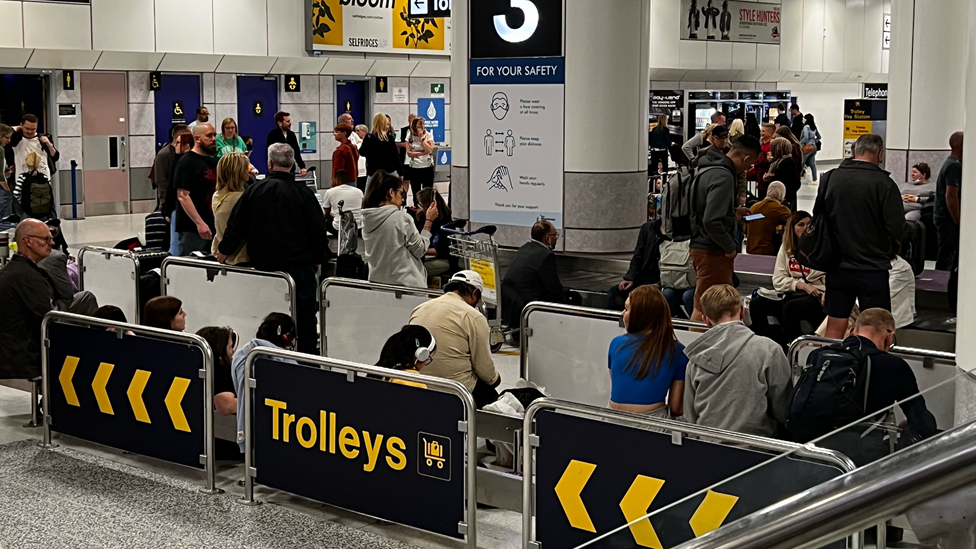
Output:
[409, 271, 501, 408]
[38, 238, 98, 315]
[232, 313, 297, 452]
[683, 284, 793, 437]
[806, 308, 937, 465]
[607, 216, 661, 311]
[501, 220, 571, 328]
[0, 219, 55, 379]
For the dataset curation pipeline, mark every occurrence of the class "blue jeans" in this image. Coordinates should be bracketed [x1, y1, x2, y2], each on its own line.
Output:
[0, 187, 13, 220]
[168, 215, 180, 256]
[804, 152, 818, 181]
[662, 287, 695, 319]
[177, 231, 211, 256]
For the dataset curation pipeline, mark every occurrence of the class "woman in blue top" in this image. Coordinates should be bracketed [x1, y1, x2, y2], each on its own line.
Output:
[608, 285, 687, 418]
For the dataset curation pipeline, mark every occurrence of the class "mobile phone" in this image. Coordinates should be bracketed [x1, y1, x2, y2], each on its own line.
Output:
[744, 214, 765, 222]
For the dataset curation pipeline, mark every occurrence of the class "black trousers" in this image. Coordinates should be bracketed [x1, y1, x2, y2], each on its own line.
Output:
[282, 265, 319, 355]
[650, 149, 669, 176]
[934, 218, 959, 271]
[406, 166, 435, 204]
[473, 378, 499, 409]
[750, 293, 825, 348]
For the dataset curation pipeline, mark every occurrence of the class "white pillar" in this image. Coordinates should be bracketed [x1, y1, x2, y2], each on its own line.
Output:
[886, 0, 968, 181]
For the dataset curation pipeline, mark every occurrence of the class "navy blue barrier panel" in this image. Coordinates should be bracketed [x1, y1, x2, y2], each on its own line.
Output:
[252, 357, 466, 539]
[533, 409, 845, 549]
[47, 322, 205, 469]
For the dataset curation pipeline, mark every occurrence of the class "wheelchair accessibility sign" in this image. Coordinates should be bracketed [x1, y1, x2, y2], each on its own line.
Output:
[419, 432, 451, 481]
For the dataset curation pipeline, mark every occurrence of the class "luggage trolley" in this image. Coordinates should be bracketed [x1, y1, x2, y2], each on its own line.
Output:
[444, 225, 506, 353]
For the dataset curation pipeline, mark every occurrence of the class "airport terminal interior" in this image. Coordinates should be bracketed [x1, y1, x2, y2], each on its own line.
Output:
[1, 0, 976, 548]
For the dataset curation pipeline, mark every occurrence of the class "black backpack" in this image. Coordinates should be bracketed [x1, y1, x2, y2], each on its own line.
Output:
[20, 171, 53, 218]
[787, 342, 875, 443]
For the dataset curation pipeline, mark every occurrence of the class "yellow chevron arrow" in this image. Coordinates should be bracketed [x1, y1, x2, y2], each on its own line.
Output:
[59, 356, 80, 407]
[165, 377, 192, 432]
[554, 460, 597, 533]
[619, 475, 666, 549]
[689, 490, 739, 537]
[92, 363, 115, 415]
[127, 370, 152, 424]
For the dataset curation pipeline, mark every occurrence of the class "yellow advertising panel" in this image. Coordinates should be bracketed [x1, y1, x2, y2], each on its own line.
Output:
[311, 0, 449, 55]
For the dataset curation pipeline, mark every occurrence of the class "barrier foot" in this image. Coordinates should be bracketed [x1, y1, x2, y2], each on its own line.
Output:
[199, 487, 225, 496]
[23, 419, 41, 428]
[37, 441, 58, 449]
[235, 498, 262, 507]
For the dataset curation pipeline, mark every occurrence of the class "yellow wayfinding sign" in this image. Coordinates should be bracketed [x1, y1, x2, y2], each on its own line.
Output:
[59, 356, 192, 433]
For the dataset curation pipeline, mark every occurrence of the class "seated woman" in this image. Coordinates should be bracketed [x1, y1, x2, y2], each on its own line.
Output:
[196, 326, 238, 416]
[362, 170, 438, 288]
[376, 325, 436, 388]
[748, 211, 826, 347]
[744, 181, 791, 256]
[414, 187, 455, 277]
[142, 296, 187, 332]
[608, 285, 687, 419]
[899, 163, 935, 221]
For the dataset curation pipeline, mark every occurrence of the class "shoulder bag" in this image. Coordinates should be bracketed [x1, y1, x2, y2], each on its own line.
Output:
[795, 170, 838, 271]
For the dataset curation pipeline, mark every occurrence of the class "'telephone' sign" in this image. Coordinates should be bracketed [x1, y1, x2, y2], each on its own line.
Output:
[252, 357, 465, 539]
[471, 0, 563, 59]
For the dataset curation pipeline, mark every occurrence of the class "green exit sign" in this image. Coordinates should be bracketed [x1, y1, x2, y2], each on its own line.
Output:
[431, 83, 445, 94]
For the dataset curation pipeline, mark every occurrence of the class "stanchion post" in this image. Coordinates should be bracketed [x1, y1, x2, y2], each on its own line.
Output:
[237, 353, 260, 506]
[67, 160, 84, 220]
[200, 341, 222, 495]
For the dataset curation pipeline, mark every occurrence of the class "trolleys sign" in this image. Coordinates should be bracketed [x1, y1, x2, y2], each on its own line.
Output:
[680, 0, 781, 44]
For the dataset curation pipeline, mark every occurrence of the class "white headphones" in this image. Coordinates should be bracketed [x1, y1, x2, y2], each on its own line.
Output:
[414, 334, 437, 363]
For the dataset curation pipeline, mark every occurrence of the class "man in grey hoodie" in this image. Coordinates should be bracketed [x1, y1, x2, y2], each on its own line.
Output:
[689, 134, 761, 322]
[683, 284, 792, 437]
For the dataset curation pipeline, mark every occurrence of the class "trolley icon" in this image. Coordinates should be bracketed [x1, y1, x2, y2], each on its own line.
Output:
[418, 432, 451, 481]
[424, 438, 445, 469]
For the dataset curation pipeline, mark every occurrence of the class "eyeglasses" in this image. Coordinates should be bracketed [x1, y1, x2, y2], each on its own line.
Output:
[26, 234, 54, 244]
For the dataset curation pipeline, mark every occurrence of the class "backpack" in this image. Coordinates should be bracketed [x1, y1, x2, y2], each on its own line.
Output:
[659, 168, 694, 241]
[787, 342, 876, 443]
[20, 171, 53, 218]
[659, 239, 696, 290]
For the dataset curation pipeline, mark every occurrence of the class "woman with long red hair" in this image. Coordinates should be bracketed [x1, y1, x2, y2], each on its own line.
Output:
[608, 285, 687, 418]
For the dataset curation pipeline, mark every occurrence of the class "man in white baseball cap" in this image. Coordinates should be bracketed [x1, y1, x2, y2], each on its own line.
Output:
[409, 270, 501, 408]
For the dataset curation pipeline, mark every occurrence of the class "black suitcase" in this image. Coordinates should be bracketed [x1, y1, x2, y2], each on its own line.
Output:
[900, 220, 926, 277]
[336, 254, 368, 280]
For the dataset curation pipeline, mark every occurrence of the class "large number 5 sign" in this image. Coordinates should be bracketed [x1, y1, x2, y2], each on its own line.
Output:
[494, 0, 539, 43]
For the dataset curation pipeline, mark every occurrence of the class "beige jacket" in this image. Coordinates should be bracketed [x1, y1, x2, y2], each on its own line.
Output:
[212, 189, 249, 265]
[772, 247, 825, 294]
[409, 292, 498, 392]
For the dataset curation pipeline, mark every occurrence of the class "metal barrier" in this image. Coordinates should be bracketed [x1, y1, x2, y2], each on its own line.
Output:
[161, 257, 296, 343]
[519, 302, 708, 407]
[78, 246, 141, 323]
[41, 311, 218, 493]
[522, 398, 856, 549]
[788, 336, 959, 429]
[241, 347, 477, 547]
[320, 277, 442, 362]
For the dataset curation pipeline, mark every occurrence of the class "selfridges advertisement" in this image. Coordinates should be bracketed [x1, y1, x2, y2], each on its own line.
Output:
[308, 0, 451, 55]
[680, 0, 781, 44]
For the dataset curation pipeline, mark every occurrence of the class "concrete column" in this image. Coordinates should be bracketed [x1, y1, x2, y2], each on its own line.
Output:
[451, 0, 651, 252]
[886, 0, 968, 181]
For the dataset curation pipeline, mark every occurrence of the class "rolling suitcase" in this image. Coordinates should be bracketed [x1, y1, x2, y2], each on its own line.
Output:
[900, 220, 926, 277]
[335, 202, 367, 280]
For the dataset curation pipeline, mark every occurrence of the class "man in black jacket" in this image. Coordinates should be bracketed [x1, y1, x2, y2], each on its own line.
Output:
[266, 111, 307, 176]
[501, 221, 567, 328]
[689, 135, 761, 321]
[789, 105, 805, 141]
[216, 143, 329, 354]
[607, 218, 661, 311]
[822, 134, 905, 339]
[0, 219, 55, 379]
[152, 124, 190, 210]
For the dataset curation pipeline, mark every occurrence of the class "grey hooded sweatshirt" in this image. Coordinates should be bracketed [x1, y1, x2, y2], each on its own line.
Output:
[362, 205, 431, 289]
[683, 321, 793, 437]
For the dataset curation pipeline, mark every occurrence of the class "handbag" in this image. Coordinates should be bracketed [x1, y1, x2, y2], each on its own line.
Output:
[796, 170, 838, 271]
[802, 144, 816, 155]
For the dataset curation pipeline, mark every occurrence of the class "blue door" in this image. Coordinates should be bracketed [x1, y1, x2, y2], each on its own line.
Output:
[237, 76, 279, 174]
[336, 80, 368, 130]
[153, 74, 201, 152]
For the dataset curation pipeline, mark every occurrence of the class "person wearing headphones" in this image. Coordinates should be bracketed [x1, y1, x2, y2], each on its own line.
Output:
[231, 312, 297, 452]
[409, 271, 501, 408]
[377, 325, 436, 389]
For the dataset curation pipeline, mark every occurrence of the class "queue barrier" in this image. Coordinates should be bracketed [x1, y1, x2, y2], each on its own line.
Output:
[78, 246, 141, 323]
[788, 336, 959, 429]
[520, 302, 708, 408]
[320, 278, 442, 363]
[41, 311, 219, 493]
[241, 347, 477, 547]
[161, 257, 296, 344]
[522, 398, 855, 549]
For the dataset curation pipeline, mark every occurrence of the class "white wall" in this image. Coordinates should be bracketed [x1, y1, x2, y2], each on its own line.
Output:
[780, 82, 861, 160]
[649, 0, 888, 73]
